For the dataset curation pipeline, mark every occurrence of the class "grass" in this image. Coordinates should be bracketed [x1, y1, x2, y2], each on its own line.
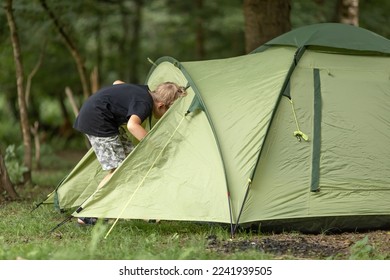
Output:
[0, 200, 273, 260]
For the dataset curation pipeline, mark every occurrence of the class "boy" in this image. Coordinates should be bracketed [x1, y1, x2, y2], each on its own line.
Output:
[74, 80, 186, 225]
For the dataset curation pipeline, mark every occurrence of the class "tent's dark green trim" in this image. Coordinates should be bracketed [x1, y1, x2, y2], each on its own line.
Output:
[251, 23, 390, 56]
[252, 44, 390, 57]
[187, 94, 205, 113]
[281, 46, 306, 98]
[252, 46, 306, 99]
[311, 68, 322, 192]
[145, 56, 234, 235]
[240, 215, 390, 234]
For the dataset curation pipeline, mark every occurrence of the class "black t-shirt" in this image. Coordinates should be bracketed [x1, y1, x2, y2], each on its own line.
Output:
[74, 83, 153, 137]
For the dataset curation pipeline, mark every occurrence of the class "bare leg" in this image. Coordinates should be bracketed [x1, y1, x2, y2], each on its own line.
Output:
[97, 168, 116, 189]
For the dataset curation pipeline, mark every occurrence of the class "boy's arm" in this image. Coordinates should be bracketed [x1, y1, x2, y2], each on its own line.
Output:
[127, 115, 147, 141]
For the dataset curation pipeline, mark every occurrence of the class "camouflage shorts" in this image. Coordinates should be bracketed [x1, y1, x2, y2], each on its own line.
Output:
[86, 127, 134, 171]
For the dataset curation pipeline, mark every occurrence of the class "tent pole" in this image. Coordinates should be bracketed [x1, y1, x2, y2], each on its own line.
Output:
[49, 206, 83, 233]
[232, 180, 251, 235]
[49, 215, 73, 233]
[227, 191, 235, 238]
[30, 201, 43, 212]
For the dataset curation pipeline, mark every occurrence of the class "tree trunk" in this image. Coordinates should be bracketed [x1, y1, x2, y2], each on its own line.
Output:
[336, 0, 359, 26]
[90, 66, 99, 94]
[65, 86, 79, 117]
[4, 0, 32, 184]
[64, 87, 91, 149]
[0, 151, 19, 201]
[58, 93, 74, 139]
[40, 0, 91, 99]
[25, 44, 45, 108]
[243, 0, 291, 53]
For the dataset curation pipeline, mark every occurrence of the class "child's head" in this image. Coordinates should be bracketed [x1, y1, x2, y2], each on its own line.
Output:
[150, 82, 187, 118]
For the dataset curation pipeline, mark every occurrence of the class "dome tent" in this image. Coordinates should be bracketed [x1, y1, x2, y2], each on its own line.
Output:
[42, 23, 390, 234]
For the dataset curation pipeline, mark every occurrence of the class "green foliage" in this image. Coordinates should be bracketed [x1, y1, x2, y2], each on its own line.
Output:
[349, 235, 378, 260]
[4, 145, 28, 185]
[0, 96, 20, 149]
[31, 144, 86, 188]
[0, 120, 21, 150]
[360, 0, 390, 38]
[291, 0, 336, 26]
[38, 98, 64, 127]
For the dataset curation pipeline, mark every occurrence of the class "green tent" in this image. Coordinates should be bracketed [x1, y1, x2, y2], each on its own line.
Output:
[44, 23, 390, 233]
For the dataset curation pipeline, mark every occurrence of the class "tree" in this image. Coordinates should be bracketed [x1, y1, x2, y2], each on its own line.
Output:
[0, 150, 19, 202]
[243, 0, 291, 53]
[4, 0, 32, 184]
[336, 0, 359, 26]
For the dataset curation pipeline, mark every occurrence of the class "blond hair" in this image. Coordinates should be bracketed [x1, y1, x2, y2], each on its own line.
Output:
[150, 82, 187, 107]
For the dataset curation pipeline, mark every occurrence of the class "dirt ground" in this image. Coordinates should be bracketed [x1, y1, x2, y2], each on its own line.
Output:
[206, 230, 390, 259]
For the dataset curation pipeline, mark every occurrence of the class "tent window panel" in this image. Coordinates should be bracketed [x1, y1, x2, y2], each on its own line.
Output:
[319, 69, 390, 190]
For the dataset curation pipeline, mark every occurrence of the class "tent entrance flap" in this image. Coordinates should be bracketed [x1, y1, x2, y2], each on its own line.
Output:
[104, 115, 188, 239]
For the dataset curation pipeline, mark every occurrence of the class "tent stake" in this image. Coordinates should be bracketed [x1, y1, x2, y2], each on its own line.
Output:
[30, 201, 44, 213]
[49, 215, 73, 233]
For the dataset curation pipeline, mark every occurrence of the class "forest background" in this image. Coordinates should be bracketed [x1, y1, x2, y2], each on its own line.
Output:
[1, 0, 389, 199]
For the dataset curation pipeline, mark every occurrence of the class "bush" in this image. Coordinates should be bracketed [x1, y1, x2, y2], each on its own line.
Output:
[4, 144, 28, 184]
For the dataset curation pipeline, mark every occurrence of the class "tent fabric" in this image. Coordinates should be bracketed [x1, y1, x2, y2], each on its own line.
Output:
[44, 23, 390, 233]
[42, 148, 104, 209]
